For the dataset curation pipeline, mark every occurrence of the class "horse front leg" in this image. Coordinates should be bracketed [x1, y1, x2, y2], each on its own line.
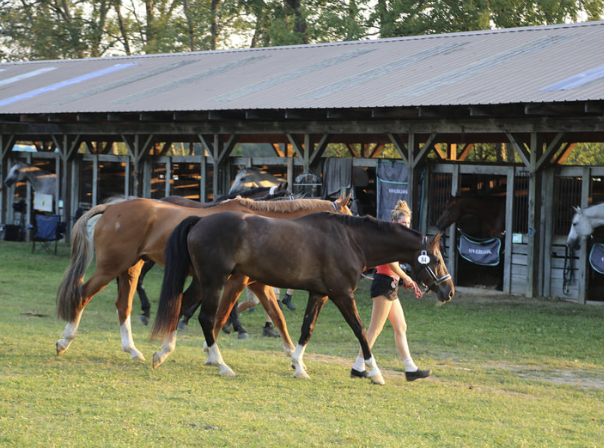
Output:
[199, 285, 235, 377]
[330, 292, 384, 385]
[248, 281, 295, 356]
[116, 260, 146, 361]
[291, 293, 329, 380]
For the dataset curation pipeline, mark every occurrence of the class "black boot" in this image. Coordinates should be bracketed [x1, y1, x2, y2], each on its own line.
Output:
[262, 322, 280, 338]
[281, 293, 295, 310]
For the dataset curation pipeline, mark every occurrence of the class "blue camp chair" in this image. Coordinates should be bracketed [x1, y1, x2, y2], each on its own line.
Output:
[32, 214, 65, 255]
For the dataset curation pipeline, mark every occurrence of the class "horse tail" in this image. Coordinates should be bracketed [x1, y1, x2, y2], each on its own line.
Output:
[151, 216, 202, 340]
[56, 204, 110, 322]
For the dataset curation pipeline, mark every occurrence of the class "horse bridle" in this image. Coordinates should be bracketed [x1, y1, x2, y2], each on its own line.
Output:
[417, 236, 451, 287]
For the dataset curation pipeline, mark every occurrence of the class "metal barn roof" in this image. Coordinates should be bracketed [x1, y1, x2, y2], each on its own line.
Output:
[1, 20, 604, 116]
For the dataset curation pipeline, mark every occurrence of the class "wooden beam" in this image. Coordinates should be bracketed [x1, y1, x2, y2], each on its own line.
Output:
[536, 132, 567, 170]
[505, 132, 530, 167]
[346, 143, 361, 158]
[309, 134, 331, 166]
[457, 143, 474, 161]
[387, 133, 408, 163]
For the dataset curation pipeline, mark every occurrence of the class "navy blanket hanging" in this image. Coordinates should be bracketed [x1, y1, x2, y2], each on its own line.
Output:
[458, 233, 502, 266]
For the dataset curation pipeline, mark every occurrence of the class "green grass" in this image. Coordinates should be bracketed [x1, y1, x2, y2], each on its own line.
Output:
[1, 240, 604, 447]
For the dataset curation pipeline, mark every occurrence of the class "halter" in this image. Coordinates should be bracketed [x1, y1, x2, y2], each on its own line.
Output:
[331, 201, 338, 212]
[417, 236, 451, 287]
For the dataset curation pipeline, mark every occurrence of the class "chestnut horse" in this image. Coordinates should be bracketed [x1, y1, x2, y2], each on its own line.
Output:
[154, 212, 454, 384]
[436, 194, 506, 237]
[56, 195, 351, 363]
[135, 183, 290, 324]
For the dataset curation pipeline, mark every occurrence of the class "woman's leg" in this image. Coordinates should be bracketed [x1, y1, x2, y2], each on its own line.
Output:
[388, 299, 431, 381]
[351, 295, 392, 374]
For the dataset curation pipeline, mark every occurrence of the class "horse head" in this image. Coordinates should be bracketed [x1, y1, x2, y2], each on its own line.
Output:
[411, 232, 454, 303]
[3, 162, 24, 187]
[435, 195, 461, 232]
[567, 206, 591, 250]
[334, 192, 353, 215]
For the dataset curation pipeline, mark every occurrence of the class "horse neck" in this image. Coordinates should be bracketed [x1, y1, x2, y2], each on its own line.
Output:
[460, 197, 504, 233]
[353, 224, 422, 267]
[584, 204, 604, 228]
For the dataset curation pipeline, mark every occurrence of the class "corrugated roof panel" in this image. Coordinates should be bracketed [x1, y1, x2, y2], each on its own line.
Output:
[0, 63, 136, 107]
[0, 21, 604, 114]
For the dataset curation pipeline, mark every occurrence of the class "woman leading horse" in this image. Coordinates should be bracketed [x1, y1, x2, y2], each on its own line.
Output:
[153, 212, 454, 384]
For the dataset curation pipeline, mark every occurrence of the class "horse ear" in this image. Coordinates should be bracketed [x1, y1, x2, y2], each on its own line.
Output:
[572, 206, 582, 214]
[429, 232, 443, 247]
[337, 192, 352, 206]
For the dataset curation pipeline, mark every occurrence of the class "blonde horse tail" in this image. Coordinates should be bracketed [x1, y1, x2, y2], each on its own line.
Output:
[56, 204, 110, 322]
[151, 216, 202, 341]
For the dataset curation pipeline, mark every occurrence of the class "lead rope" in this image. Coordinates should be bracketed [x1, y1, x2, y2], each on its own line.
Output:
[562, 246, 574, 296]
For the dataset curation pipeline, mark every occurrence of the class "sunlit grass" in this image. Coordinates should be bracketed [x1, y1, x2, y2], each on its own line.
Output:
[1, 240, 603, 447]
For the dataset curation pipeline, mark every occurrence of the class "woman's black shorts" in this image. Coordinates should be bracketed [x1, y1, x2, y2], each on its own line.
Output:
[370, 274, 399, 301]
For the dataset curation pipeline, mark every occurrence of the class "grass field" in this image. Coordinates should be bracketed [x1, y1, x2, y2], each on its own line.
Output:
[1, 240, 603, 447]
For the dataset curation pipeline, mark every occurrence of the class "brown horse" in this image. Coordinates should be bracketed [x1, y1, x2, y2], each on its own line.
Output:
[135, 183, 290, 324]
[436, 194, 506, 237]
[153, 212, 454, 384]
[56, 194, 351, 364]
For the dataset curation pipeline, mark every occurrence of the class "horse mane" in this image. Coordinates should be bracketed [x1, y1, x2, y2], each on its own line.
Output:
[323, 212, 423, 237]
[581, 202, 604, 218]
[217, 196, 337, 213]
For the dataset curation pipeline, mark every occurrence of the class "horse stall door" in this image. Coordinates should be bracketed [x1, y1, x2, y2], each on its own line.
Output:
[454, 171, 508, 291]
[545, 170, 582, 300]
[587, 172, 604, 304]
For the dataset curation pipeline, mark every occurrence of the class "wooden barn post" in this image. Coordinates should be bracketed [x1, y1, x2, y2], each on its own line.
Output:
[0, 134, 16, 226]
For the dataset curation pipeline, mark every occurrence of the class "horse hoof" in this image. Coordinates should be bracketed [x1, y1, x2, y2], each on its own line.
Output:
[237, 331, 249, 340]
[293, 371, 311, 380]
[369, 374, 385, 385]
[130, 352, 146, 361]
[177, 321, 188, 332]
[139, 315, 149, 326]
[152, 352, 162, 369]
[220, 368, 236, 377]
[56, 341, 66, 356]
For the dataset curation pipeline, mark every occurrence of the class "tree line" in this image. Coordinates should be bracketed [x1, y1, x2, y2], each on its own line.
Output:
[1, 1, 602, 61]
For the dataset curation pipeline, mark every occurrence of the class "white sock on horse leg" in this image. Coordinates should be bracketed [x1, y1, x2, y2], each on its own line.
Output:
[403, 358, 418, 372]
[352, 355, 365, 371]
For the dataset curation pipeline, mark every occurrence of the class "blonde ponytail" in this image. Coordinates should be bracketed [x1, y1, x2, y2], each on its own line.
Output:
[391, 200, 412, 222]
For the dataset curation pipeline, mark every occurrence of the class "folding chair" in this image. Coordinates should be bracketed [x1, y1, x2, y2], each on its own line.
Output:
[32, 214, 65, 255]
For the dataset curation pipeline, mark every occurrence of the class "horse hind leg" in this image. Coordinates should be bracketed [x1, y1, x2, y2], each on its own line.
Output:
[137, 260, 156, 325]
[56, 268, 117, 355]
[116, 260, 146, 360]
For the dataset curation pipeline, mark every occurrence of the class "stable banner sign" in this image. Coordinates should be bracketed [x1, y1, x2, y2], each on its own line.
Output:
[458, 234, 502, 266]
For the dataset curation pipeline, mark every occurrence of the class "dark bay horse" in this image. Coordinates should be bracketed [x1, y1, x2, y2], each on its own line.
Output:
[436, 194, 506, 237]
[56, 195, 351, 364]
[135, 183, 290, 324]
[153, 212, 454, 384]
